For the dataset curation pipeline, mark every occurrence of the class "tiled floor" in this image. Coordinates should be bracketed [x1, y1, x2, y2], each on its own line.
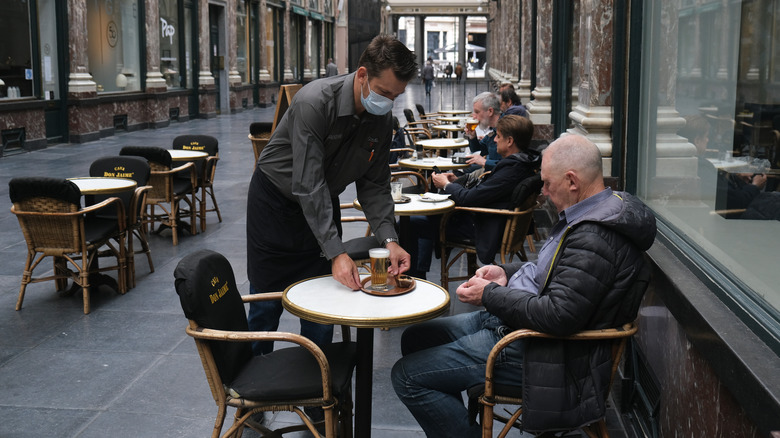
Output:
[0, 80, 618, 437]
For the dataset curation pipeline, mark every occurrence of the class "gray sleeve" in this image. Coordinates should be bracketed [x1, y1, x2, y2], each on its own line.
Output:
[355, 128, 398, 244]
[288, 100, 345, 260]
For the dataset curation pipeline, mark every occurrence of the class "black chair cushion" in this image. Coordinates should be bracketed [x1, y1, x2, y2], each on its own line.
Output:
[89, 156, 150, 220]
[510, 173, 542, 208]
[403, 108, 416, 124]
[174, 249, 253, 384]
[228, 341, 357, 400]
[172, 178, 194, 196]
[9, 177, 81, 206]
[250, 122, 274, 136]
[172, 135, 218, 156]
[85, 216, 121, 244]
[120, 146, 172, 168]
[343, 236, 379, 261]
[415, 103, 427, 117]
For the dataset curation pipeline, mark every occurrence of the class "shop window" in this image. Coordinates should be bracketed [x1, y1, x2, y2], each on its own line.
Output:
[0, 0, 33, 99]
[635, 2, 780, 328]
[87, 0, 141, 93]
[265, 6, 280, 82]
[160, 0, 181, 88]
[236, 0, 248, 84]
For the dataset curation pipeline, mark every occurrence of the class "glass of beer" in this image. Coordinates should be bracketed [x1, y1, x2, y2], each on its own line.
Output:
[465, 118, 479, 131]
[369, 248, 390, 290]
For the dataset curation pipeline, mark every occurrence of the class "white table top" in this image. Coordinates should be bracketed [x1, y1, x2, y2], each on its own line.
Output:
[439, 110, 472, 115]
[168, 149, 208, 161]
[416, 138, 470, 150]
[432, 124, 463, 132]
[398, 156, 470, 171]
[437, 116, 466, 123]
[68, 177, 137, 195]
[354, 193, 455, 217]
[282, 275, 450, 328]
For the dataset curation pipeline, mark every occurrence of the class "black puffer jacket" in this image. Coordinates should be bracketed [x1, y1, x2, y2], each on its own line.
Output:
[482, 191, 656, 433]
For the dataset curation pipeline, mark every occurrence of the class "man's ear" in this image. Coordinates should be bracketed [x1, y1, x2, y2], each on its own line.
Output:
[565, 170, 579, 191]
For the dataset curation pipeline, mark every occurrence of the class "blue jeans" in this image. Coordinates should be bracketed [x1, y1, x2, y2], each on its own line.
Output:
[247, 283, 333, 355]
[391, 311, 525, 438]
[425, 79, 433, 95]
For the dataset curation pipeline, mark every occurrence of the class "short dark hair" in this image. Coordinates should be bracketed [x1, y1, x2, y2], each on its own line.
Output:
[358, 35, 418, 82]
[500, 88, 521, 106]
[496, 115, 534, 152]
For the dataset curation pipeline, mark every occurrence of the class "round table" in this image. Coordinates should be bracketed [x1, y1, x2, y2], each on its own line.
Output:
[397, 156, 470, 172]
[67, 177, 137, 195]
[283, 275, 450, 438]
[416, 138, 470, 157]
[437, 116, 466, 124]
[432, 124, 464, 138]
[439, 109, 472, 115]
[168, 149, 208, 161]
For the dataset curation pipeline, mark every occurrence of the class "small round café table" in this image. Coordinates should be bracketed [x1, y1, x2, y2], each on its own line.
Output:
[167, 149, 208, 161]
[438, 109, 472, 115]
[397, 156, 470, 173]
[283, 275, 450, 438]
[415, 138, 470, 157]
[67, 177, 137, 195]
[431, 124, 464, 138]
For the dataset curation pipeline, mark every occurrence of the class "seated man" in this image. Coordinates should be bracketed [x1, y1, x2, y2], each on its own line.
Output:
[406, 115, 540, 279]
[464, 92, 502, 172]
[392, 134, 657, 437]
[499, 86, 529, 118]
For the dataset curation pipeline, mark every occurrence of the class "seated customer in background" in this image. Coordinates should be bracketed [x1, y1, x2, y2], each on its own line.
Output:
[392, 134, 657, 437]
[406, 115, 540, 279]
[464, 92, 502, 172]
[499, 86, 529, 118]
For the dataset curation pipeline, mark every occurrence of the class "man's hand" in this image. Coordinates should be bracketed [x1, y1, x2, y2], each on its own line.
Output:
[467, 154, 486, 167]
[387, 241, 411, 276]
[456, 276, 491, 306]
[332, 253, 361, 290]
[431, 172, 456, 189]
[473, 265, 508, 286]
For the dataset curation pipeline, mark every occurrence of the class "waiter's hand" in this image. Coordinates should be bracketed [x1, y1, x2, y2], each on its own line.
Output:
[332, 253, 361, 290]
[387, 241, 411, 276]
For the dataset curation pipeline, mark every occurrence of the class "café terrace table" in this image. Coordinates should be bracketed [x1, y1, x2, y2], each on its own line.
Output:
[438, 109, 472, 115]
[397, 156, 470, 173]
[167, 149, 208, 161]
[416, 137, 470, 157]
[431, 124, 463, 138]
[282, 275, 450, 438]
[437, 116, 466, 124]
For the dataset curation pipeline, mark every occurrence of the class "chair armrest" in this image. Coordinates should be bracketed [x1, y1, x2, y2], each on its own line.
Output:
[82, 196, 127, 231]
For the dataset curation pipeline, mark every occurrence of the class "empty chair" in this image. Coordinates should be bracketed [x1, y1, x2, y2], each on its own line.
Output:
[89, 156, 154, 288]
[249, 121, 274, 168]
[119, 146, 196, 245]
[172, 135, 221, 231]
[174, 249, 356, 438]
[9, 177, 127, 314]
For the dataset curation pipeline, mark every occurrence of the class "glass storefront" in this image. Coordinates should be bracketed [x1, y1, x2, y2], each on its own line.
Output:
[236, 0, 249, 84]
[87, 0, 142, 92]
[265, 6, 281, 82]
[636, 0, 780, 326]
[0, 1, 34, 99]
[160, 0, 181, 88]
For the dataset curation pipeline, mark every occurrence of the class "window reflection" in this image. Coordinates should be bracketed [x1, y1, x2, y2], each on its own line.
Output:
[160, 0, 181, 88]
[87, 0, 141, 93]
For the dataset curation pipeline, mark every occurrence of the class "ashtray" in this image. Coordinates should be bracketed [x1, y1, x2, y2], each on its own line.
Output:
[360, 275, 416, 296]
[394, 196, 411, 204]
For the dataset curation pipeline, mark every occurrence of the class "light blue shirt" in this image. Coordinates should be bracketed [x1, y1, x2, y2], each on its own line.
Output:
[506, 188, 614, 294]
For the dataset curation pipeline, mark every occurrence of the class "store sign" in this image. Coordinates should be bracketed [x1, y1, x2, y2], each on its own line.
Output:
[161, 17, 175, 45]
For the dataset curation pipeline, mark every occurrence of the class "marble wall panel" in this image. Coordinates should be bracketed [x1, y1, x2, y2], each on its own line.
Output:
[0, 109, 46, 141]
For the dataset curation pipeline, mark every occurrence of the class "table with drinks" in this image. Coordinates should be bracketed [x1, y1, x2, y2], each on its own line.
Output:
[282, 274, 450, 438]
[415, 138, 470, 157]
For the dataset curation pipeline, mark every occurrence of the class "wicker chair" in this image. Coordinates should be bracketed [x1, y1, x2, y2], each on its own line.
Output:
[391, 170, 429, 194]
[9, 177, 127, 314]
[172, 135, 221, 232]
[440, 174, 542, 290]
[119, 146, 197, 245]
[174, 250, 356, 438]
[469, 322, 640, 438]
[89, 156, 154, 288]
[249, 122, 274, 168]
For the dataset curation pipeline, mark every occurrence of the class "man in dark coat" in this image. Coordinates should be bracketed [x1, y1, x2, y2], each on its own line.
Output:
[392, 134, 657, 437]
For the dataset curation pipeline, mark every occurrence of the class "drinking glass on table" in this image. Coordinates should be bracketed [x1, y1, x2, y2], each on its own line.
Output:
[369, 248, 390, 291]
[391, 182, 403, 201]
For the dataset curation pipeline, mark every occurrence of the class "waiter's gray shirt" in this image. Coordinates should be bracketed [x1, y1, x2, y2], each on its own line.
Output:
[257, 72, 397, 259]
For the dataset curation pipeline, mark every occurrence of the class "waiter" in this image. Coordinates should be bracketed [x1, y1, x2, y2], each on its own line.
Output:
[247, 35, 416, 355]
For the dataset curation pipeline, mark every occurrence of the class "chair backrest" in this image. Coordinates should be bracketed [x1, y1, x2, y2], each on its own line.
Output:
[415, 103, 426, 117]
[499, 174, 543, 261]
[250, 122, 274, 137]
[174, 249, 253, 385]
[272, 84, 302, 132]
[403, 108, 416, 124]
[391, 171, 428, 194]
[120, 146, 172, 169]
[9, 177, 83, 251]
[172, 135, 218, 156]
[89, 156, 150, 219]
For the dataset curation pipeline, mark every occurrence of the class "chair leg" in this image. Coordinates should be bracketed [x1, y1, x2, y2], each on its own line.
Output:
[126, 229, 136, 289]
[134, 227, 155, 273]
[209, 186, 222, 223]
[200, 187, 207, 232]
[16, 252, 35, 311]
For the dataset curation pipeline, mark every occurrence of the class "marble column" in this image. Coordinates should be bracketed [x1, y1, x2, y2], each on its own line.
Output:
[517, 0, 533, 102]
[649, 0, 698, 198]
[144, 0, 167, 91]
[506, 1, 519, 84]
[526, 0, 553, 125]
[67, 0, 99, 142]
[319, 21, 327, 77]
[258, 0, 272, 82]
[567, 0, 617, 174]
[282, 6, 294, 82]
[198, 0, 216, 118]
[415, 16, 426, 72]
[228, 1, 243, 100]
[303, 18, 314, 81]
[458, 15, 466, 78]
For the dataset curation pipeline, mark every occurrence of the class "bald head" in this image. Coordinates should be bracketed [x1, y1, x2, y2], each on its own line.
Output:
[541, 135, 605, 212]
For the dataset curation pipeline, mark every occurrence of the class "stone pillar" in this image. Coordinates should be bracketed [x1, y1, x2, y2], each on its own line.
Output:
[526, 0, 553, 125]
[458, 15, 467, 78]
[319, 22, 327, 77]
[567, 0, 617, 173]
[415, 16, 426, 71]
[258, 0, 272, 82]
[303, 18, 314, 81]
[517, 0, 533, 103]
[282, 5, 294, 82]
[198, 0, 216, 118]
[227, 2, 242, 111]
[144, 0, 169, 128]
[67, 0, 99, 142]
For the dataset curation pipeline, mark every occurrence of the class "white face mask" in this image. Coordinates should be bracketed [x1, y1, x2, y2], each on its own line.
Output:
[360, 79, 394, 115]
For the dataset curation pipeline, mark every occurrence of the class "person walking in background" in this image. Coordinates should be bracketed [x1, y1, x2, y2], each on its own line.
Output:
[422, 57, 435, 96]
[444, 63, 453, 83]
[325, 58, 338, 77]
[455, 62, 463, 83]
